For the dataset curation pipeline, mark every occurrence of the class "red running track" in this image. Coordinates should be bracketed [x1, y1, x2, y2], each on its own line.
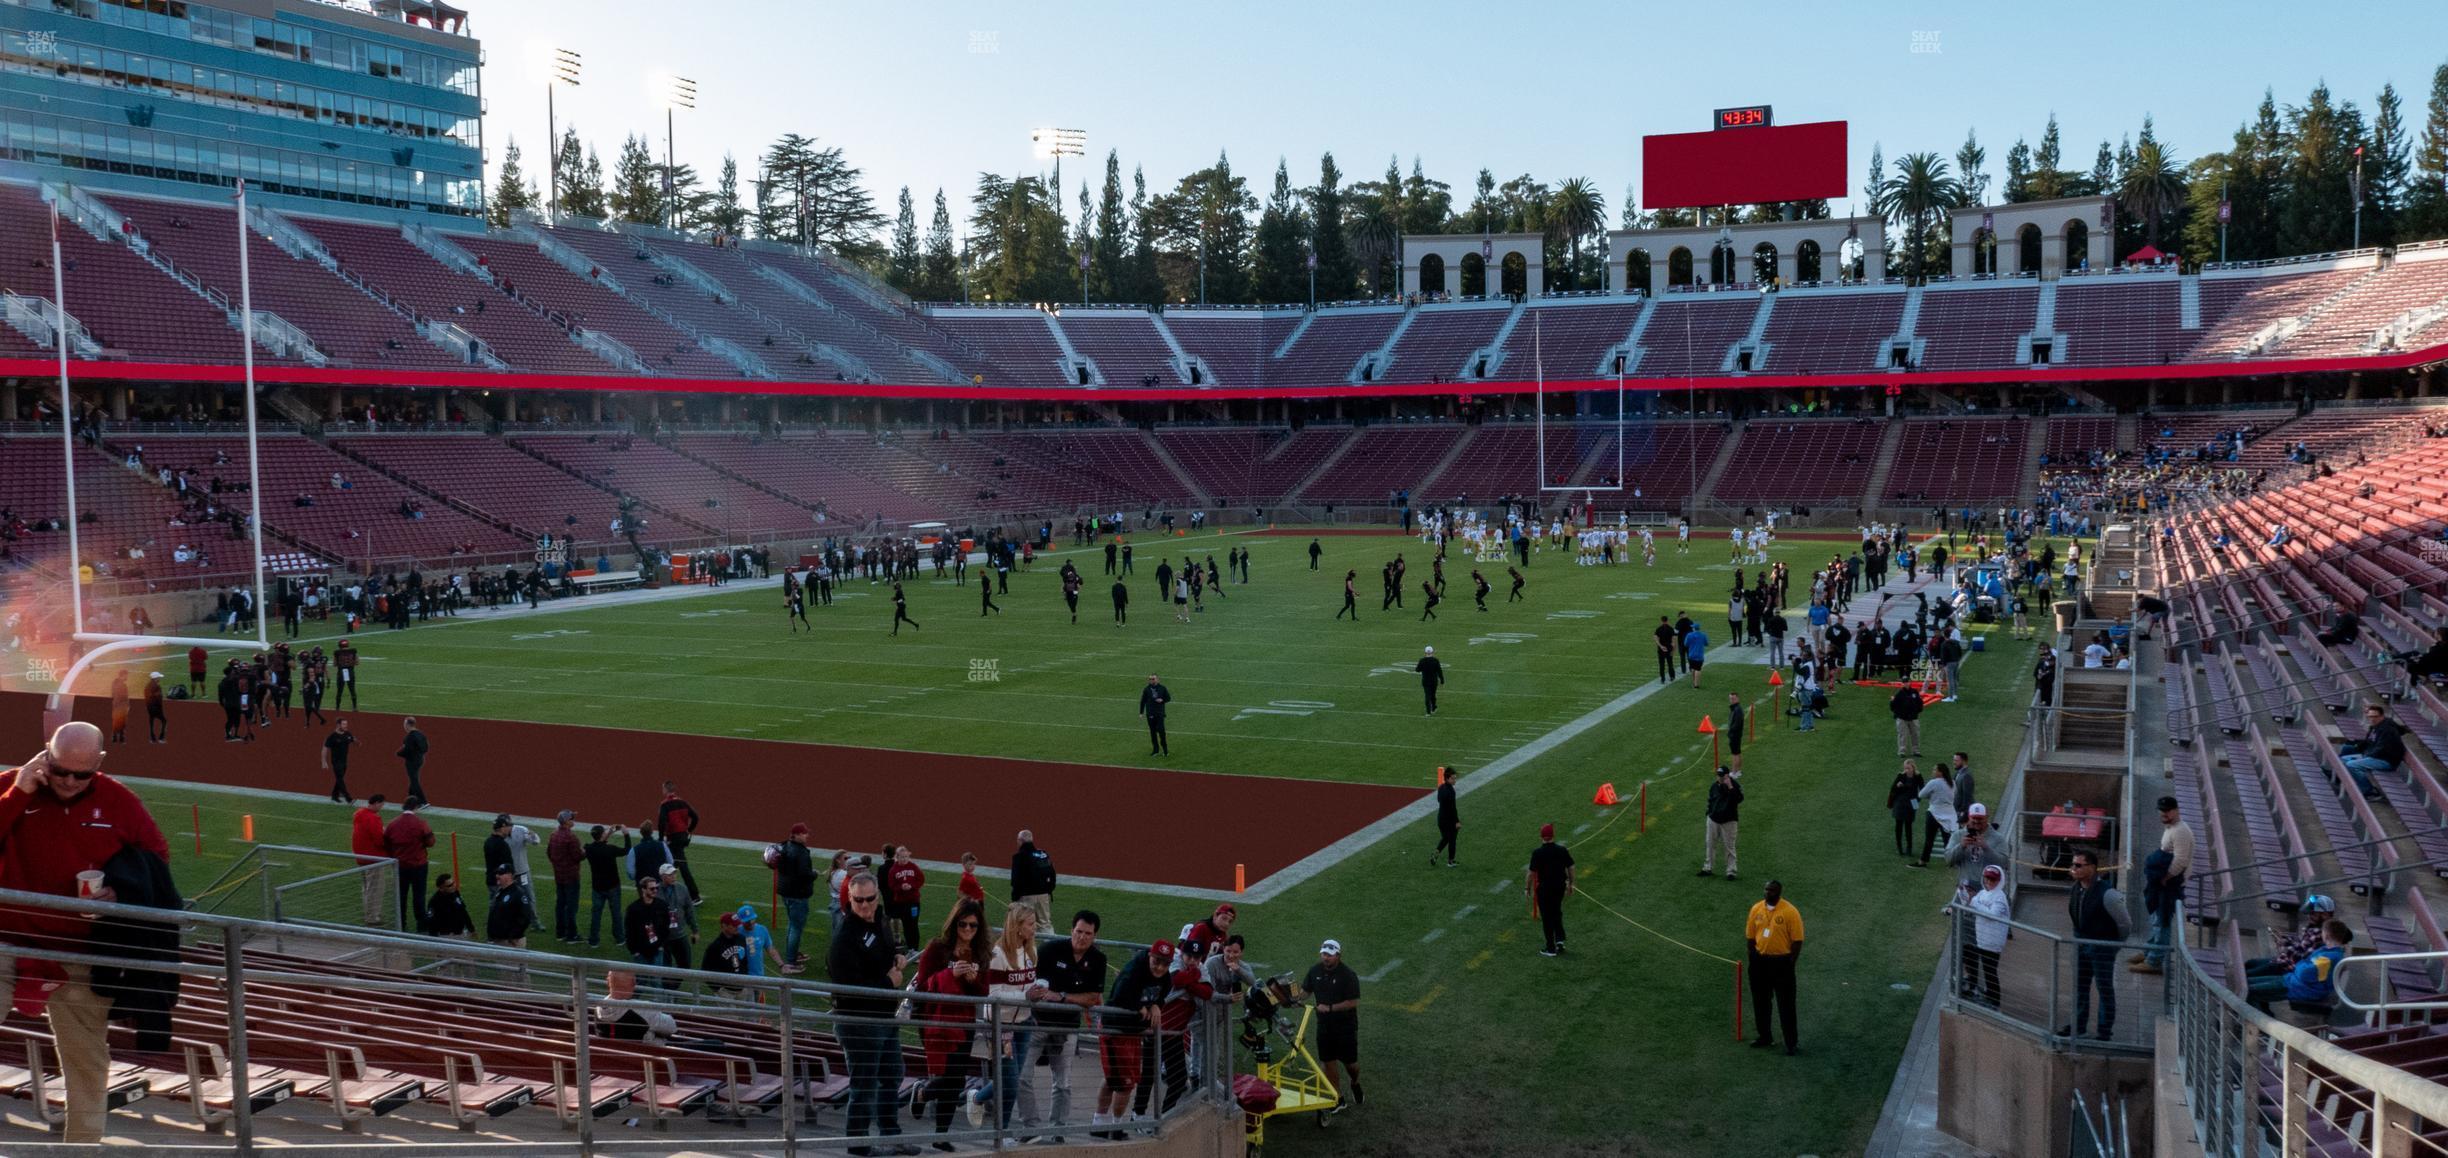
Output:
[6, 692, 1423, 892]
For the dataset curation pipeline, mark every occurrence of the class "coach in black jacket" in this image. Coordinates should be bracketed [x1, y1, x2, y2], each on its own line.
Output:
[1139, 675, 1171, 756]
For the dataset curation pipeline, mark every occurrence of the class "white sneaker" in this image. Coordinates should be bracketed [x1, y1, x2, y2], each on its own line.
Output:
[965, 1088, 987, 1128]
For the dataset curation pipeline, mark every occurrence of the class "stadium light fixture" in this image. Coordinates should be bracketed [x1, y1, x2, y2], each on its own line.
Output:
[1030, 127, 1086, 160]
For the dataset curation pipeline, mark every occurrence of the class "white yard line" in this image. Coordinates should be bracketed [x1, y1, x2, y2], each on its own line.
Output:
[1234, 671, 1686, 903]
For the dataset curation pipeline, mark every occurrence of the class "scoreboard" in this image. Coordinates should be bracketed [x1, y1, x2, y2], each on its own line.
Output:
[1713, 105, 1773, 130]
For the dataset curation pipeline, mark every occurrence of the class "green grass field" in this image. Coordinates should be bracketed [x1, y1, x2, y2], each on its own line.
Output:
[100, 525, 2041, 1157]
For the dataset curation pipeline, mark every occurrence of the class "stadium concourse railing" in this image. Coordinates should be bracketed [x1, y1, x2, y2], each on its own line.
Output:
[2166, 911, 2448, 1158]
[0, 888, 1232, 1154]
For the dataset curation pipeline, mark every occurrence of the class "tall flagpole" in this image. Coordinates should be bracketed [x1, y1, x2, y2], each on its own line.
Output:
[52, 202, 83, 638]
[1533, 313, 1546, 490]
[236, 181, 268, 648]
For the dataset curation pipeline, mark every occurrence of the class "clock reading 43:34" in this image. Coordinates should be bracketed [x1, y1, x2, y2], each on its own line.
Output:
[1714, 105, 1773, 129]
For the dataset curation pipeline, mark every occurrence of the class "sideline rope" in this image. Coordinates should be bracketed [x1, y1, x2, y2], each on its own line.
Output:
[1571, 887, 1740, 966]
[188, 866, 264, 903]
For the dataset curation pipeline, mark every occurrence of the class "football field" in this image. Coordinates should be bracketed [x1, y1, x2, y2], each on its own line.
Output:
[47, 524, 2043, 1156]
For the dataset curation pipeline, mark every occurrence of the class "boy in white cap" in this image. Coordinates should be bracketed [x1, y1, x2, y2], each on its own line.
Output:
[1965, 864, 2010, 1008]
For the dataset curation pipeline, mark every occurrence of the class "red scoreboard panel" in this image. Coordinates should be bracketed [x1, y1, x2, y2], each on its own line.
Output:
[1642, 120, 1848, 209]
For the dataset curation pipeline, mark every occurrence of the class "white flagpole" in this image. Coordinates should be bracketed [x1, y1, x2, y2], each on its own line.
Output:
[52, 202, 84, 638]
[1532, 313, 1546, 489]
[236, 180, 268, 649]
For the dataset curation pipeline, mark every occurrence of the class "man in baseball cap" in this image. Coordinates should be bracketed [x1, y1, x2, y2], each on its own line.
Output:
[1529, 822, 1575, 957]
[2245, 895, 2339, 979]
[1304, 938, 1364, 1114]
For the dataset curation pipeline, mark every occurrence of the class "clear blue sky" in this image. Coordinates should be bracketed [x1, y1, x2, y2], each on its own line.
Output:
[464, 0, 2447, 225]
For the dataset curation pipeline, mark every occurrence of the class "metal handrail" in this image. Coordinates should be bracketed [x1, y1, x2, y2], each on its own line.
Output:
[2331, 950, 2448, 1012]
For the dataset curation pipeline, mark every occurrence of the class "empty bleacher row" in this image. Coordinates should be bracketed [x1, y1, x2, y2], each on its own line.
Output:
[11, 182, 2448, 392]
[2156, 439, 2448, 1028]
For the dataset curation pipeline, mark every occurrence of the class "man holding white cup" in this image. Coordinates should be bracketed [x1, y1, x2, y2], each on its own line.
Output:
[0, 721, 171, 1143]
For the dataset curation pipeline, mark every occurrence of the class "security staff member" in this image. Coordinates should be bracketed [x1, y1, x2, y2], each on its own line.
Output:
[1744, 879, 1805, 1055]
[1139, 674, 1171, 756]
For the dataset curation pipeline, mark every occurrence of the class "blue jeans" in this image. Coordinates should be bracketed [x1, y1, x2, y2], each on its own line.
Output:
[2072, 944, 2117, 1036]
[997, 1027, 1034, 1127]
[588, 887, 619, 945]
[2144, 903, 2174, 967]
[553, 881, 580, 940]
[2341, 754, 2391, 798]
[782, 897, 810, 962]
[837, 1019, 907, 1141]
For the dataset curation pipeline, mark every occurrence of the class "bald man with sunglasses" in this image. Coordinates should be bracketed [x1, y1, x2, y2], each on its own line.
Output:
[0, 721, 171, 1143]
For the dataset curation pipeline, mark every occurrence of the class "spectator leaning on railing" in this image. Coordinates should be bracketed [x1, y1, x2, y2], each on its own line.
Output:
[0, 721, 172, 1144]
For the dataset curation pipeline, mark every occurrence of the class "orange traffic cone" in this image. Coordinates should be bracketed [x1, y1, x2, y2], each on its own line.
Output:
[1593, 782, 1619, 806]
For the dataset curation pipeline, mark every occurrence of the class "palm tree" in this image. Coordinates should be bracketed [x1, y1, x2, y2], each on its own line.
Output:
[1875, 152, 1965, 282]
[1547, 178, 1607, 290]
[2120, 139, 2187, 250]
[1349, 202, 1401, 297]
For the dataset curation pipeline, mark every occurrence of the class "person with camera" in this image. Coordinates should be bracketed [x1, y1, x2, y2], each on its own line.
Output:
[0, 721, 171, 1143]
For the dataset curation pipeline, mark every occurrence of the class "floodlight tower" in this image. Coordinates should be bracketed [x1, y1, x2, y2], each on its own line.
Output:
[545, 47, 582, 217]
[662, 75, 697, 230]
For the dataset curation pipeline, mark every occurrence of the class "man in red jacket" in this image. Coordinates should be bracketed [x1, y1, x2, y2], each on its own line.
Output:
[382, 799, 435, 932]
[351, 794, 388, 926]
[547, 810, 585, 945]
[655, 781, 701, 898]
[0, 721, 170, 1143]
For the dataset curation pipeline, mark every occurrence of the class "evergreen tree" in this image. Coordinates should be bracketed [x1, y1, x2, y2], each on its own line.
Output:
[569, 145, 607, 219]
[919, 189, 960, 302]
[1129, 166, 1160, 305]
[1955, 129, 1991, 206]
[2002, 139, 2033, 203]
[755, 134, 885, 260]
[1251, 159, 1309, 304]
[488, 137, 538, 227]
[1861, 143, 1887, 213]
[551, 127, 606, 218]
[659, 163, 708, 231]
[2279, 82, 2356, 254]
[2179, 148, 2236, 265]
[2085, 140, 2115, 198]
[1310, 153, 1354, 301]
[2369, 83, 2411, 247]
[1091, 152, 1128, 303]
[1402, 159, 1453, 234]
[2032, 115, 2065, 200]
[887, 187, 921, 293]
[607, 135, 661, 224]
[707, 155, 749, 238]
[2412, 62, 2448, 239]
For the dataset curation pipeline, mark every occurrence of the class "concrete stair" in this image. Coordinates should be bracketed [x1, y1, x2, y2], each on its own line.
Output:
[1690, 425, 1743, 509]
[1861, 421, 1907, 509]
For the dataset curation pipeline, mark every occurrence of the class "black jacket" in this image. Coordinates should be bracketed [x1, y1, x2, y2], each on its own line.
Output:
[1418, 656, 1444, 687]
[827, 913, 902, 1017]
[1436, 781, 1459, 827]
[1706, 777, 1744, 824]
[1890, 686, 1924, 721]
[775, 841, 817, 899]
[90, 843, 182, 1052]
[486, 883, 530, 941]
[425, 890, 473, 937]
[1139, 684, 1170, 721]
[1012, 842, 1057, 899]
[583, 834, 631, 893]
[624, 897, 671, 957]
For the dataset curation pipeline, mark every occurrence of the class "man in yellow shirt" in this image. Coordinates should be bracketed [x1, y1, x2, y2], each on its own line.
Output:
[1743, 879, 1805, 1056]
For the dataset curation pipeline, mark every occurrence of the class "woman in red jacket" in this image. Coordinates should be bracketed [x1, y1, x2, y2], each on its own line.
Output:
[915, 898, 992, 1141]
